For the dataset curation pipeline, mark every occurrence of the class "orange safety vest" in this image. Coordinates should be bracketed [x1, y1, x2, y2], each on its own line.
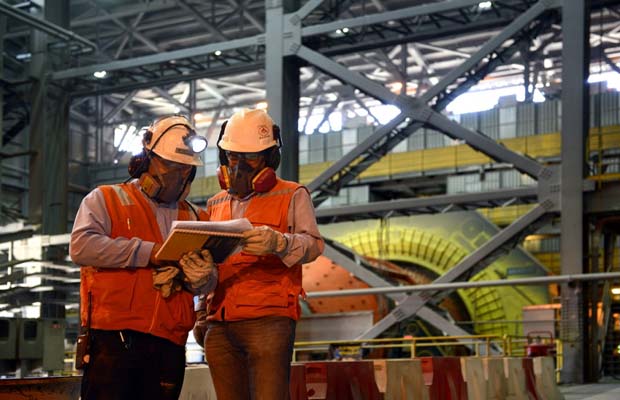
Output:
[206, 178, 305, 322]
[79, 183, 206, 346]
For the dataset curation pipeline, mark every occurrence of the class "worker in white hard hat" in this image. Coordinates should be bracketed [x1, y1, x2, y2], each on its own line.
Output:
[70, 115, 217, 400]
[192, 108, 324, 400]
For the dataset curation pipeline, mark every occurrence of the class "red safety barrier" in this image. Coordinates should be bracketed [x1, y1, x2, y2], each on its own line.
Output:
[303, 361, 382, 400]
[420, 357, 467, 400]
[305, 362, 328, 399]
[522, 358, 541, 400]
[290, 363, 309, 400]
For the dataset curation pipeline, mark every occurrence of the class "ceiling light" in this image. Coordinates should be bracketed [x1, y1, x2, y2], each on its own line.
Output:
[543, 58, 553, 69]
[612, 287, 620, 295]
[336, 29, 342, 35]
[93, 70, 107, 79]
[15, 52, 31, 61]
[31, 286, 55, 292]
[214, 50, 222, 56]
[256, 101, 268, 110]
[478, 1, 492, 10]
[342, 27, 349, 34]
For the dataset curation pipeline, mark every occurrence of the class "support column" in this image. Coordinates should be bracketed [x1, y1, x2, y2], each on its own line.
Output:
[28, 0, 70, 319]
[0, 15, 5, 224]
[265, 0, 300, 182]
[560, 0, 590, 384]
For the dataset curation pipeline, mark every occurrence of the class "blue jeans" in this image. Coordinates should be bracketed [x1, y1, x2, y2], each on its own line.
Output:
[205, 316, 296, 400]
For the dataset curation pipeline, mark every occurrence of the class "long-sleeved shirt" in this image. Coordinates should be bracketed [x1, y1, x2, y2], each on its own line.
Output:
[227, 186, 324, 267]
[71, 181, 323, 269]
[70, 180, 184, 268]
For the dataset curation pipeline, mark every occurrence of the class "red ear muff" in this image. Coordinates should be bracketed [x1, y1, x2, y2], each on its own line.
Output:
[251, 167, 277, 193]
[217, 166, 231, 190]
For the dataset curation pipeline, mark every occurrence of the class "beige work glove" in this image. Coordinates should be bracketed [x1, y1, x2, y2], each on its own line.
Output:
[152, 265, 184, 298]
[242, 226, 287, 256]
[179, 249, 218, 295]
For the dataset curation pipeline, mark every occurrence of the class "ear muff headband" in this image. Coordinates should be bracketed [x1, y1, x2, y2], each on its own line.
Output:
[217, 120, 229, 166]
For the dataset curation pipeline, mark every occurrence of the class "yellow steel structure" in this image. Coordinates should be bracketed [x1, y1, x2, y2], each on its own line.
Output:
[190, 125, 620, 199]
[319, 214, 550, 338]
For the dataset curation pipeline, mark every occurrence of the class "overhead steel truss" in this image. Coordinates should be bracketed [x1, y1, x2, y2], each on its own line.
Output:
[50, 0, 553, 96]
[0, 2, 95, 55]
[3, 0, 598, 381]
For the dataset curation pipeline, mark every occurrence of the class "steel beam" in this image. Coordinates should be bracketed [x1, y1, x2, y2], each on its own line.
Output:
[422, 0, 558, 102]
[315, 187, 538, 221]
[291, 0, 324, 23]
[177, 0, 228, 41]
[152, 87, 190, 114]
[265, 0, 300, 182]
[296, 45, 547, 179]
[560, 0, 590, 384]
[0, 1, 96, 53]
[301, 3, 558, 204]
[323, 240, 477, 340]
[357, 204, 550, 339]
[0, 14, 4, 222]
[307, 271, 620, 298]
[301, 0, 492, 37]
[50, 34, 262, 80]
[103, 90, 137, 123]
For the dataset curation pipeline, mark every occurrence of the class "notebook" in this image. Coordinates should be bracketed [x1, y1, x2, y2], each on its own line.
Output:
[155, 218, 253, 263]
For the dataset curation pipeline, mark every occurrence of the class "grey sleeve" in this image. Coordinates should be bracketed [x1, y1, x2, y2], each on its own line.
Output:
[279, 188, 325, 267]
[69, 188, 154, 268]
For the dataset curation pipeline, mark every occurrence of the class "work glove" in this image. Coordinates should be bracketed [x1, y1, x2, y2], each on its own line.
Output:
[193, 294, 208, 348]
[179, 249, 218, 295]
[242, 226, 287, 256]
[152, 265, 184, 298]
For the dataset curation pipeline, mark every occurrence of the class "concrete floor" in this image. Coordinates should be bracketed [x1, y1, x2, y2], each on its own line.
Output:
[560, 377, 620, 400]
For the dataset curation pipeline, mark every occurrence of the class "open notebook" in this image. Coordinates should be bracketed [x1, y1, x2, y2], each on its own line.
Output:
[155, 218, 253, 263]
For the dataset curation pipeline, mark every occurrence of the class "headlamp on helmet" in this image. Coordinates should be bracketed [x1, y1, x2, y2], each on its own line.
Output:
[184, 133, 208, 153]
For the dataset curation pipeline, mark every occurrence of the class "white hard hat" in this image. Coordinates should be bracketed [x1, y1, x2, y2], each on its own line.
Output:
[146, 115, 205, 166]
[218, 109, 278, 153]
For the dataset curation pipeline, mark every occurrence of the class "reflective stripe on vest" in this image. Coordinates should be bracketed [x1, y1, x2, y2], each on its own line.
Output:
[79, 183, 205, 346]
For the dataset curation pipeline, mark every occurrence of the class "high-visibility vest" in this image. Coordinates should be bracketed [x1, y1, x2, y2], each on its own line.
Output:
[79, 183, 205, 346]
[206, 178, 305, 322]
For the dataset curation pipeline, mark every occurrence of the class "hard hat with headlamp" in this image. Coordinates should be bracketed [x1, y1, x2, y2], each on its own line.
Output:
[145, 115, 206, 165]
[127, 115, 208, 203]
[216, 109, 281, 198]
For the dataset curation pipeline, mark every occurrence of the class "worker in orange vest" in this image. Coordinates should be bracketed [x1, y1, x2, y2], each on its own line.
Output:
[193, 108, 324, 399]
[70, 115, 217, 400]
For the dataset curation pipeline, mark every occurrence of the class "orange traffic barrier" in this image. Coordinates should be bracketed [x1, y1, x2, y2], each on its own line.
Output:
[290, 363, 309, 400]
[304, 361, 381, 400]
[522, 358, 541, 400]
[482, 357, 508, 400]
[420, 357, 467, 400]
[461, 357, 487, 400]
[532, 357, 563, 400]
[382, 359, 428, 400]
[373, 359, 388, 394]
[305, 362, 328, 400]
[504, 357, 540, 400]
